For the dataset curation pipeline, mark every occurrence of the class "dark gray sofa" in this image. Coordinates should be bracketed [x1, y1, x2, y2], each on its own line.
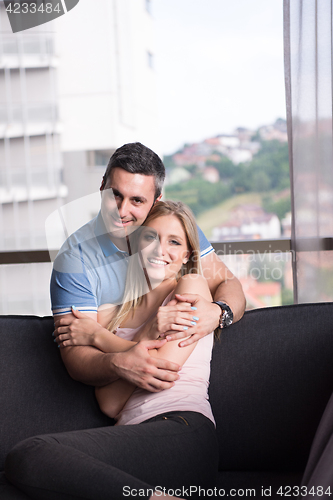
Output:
[1, 302, 333, 499]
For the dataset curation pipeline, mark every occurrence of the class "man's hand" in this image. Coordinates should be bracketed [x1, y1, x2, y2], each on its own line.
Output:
[162, 294, 220, 347]
[111, 339, 181, 392]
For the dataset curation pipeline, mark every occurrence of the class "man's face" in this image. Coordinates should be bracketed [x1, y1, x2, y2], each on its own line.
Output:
[100, 167, 160, 239]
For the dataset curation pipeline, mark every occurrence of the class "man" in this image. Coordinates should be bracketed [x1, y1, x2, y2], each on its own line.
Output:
[51, 142, 246, 392]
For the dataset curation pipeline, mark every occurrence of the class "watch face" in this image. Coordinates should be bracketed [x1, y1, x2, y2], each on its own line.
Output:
[214, 301, 233, 328]
[222, 310, 233, 327]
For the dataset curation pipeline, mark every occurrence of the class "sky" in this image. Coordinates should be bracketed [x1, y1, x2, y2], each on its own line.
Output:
[152, 0, 286, 155]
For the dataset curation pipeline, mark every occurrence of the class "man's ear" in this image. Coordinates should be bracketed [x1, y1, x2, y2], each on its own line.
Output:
[154, 194, 163, 204]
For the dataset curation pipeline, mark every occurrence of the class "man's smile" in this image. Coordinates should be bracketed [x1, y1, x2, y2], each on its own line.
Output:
[111, 216, 135, 228]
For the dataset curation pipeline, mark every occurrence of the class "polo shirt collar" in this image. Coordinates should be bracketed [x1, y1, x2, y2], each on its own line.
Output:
[94, 211, 127, 258]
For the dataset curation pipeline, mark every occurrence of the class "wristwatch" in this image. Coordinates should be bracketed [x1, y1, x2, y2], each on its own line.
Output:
[212, 301, 234, 329]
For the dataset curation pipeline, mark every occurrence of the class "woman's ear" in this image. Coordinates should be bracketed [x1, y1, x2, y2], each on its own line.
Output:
[183, 250, 191, 264]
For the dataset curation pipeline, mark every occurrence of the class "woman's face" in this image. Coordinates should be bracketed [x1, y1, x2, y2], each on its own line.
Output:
[139, 214, 191, 283]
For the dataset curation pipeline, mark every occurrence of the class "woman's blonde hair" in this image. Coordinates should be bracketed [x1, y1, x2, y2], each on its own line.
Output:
[107, 200, 202, 332]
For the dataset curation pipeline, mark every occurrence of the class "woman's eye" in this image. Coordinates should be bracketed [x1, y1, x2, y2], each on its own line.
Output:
[170, 240, 181, 245]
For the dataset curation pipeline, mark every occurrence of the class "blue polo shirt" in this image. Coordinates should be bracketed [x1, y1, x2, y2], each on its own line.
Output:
[51, 212, 214, 316]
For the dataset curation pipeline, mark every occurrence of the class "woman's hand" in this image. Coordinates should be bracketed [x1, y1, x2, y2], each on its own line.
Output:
[133, 299, 198, 342]
[156, 298, 199, 337]
[54, 307, 103, 348]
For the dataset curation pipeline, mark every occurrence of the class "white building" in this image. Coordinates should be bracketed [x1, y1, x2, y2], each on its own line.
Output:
[0, 0, 159, 314]
[57, 0, 159, 229]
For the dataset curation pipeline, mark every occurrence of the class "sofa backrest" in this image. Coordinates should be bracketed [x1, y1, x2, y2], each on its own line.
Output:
[0, 315, 111, 471]
[209, 302, 333, 472]
[1, 303, 333, 472]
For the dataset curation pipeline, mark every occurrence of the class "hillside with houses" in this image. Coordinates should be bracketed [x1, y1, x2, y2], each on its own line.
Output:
[165, 118, 290, 242]
[164, 119, 293, 308]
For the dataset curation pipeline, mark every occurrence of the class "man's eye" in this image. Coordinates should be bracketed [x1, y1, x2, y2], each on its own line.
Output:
[133, 199, 143, 204]
[144, 233, 157, 241]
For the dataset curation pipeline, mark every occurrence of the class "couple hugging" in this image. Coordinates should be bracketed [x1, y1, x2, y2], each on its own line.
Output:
[5, 142, 246, 499]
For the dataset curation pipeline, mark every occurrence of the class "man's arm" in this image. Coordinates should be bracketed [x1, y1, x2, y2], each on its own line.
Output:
[161, 252, 246, 346]
[202, 251, 246, 323]
[55, 312, 180, 391]
[51, 246, 181, 392]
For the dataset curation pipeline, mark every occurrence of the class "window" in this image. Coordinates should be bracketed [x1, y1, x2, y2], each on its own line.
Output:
[0, 0, 296, 314]
[155, 0, 291, 308]
[147, 51, 154, 69]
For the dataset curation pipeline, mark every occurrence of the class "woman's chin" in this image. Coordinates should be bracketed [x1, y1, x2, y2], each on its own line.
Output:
[146, 270, 165, 285]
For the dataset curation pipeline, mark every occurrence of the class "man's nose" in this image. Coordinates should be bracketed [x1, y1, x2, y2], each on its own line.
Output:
[153, 240, 165, 256]
[117, 199, 129, 218]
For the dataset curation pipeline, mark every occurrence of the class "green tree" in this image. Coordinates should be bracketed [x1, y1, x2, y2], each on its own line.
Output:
[263, 194, 291, 221]
[250, 140, 290, 191]
[206, 154, 234, 180]
[165, 177, 229, 216]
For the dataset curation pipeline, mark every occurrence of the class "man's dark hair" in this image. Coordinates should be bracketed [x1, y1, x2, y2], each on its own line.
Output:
[101, 142, 165, 200]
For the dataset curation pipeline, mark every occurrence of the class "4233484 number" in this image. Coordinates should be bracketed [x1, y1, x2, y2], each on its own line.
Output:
[6, 2, 61, 14]
[277, 486, 332, 497]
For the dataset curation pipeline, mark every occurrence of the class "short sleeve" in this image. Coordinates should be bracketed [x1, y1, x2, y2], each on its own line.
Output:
[50, 250, 98, 317]
[196, 224, 214, 259]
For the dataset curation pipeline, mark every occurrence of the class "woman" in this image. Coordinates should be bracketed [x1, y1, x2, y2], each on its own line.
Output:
[5, 201, 219, 500]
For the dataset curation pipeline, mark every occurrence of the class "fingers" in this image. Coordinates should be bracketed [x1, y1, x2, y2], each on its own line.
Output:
[178, 333, 201, 347]
[146, 380, 176, 392]
[142, 365, 180, 392]
[53, 333, 73, 348]
[174, 293, 198, 304]
[157, 304, 199, 335]
[71, 306, 85, 318]
[166, 298, 178, 307]
[158, 324, 188, 337]
[153, 357, 181, 374]
[143, 338, 168, 349]
[159, 330, 200, 347]
[163, 329, 195, 342]
[55, 318, 72, 327]
[53, 326, 70, 337]
[161, 302, 194, 313]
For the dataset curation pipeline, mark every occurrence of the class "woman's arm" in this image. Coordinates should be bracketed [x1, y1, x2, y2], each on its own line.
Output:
[55, 307, 140, 418]
[60, 274, 212, 419]
[148, 274, 213, 366]
[54, 306, 137, 352]
[95, 274, 212, 419]
[95, 379, 136, 419]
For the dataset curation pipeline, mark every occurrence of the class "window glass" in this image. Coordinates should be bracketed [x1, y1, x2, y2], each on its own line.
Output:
[0, 0, 290, 315]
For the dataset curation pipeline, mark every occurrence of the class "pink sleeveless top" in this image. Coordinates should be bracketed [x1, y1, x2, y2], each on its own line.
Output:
[115, 293, 215, 426]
